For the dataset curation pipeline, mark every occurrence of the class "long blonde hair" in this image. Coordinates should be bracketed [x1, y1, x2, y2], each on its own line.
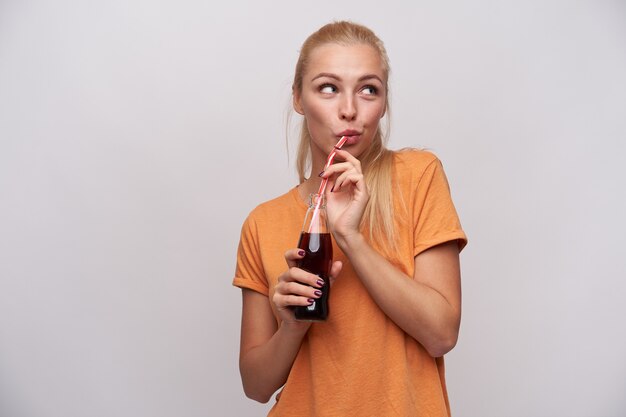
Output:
[292, 21, 400, 256]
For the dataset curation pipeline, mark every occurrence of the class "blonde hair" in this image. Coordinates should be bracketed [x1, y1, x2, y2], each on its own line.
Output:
[292, 21, 400, 257]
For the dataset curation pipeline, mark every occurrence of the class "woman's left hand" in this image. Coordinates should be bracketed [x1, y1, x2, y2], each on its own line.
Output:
[321, 149, 369, 244]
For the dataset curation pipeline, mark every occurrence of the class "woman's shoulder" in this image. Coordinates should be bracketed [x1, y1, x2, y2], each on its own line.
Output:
[244, 187, 302, 224]
[392, 148, 440, 174]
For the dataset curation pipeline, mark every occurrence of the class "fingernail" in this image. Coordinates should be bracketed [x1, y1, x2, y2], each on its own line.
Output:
[298, 250, 305, 256]
[316, 278, 324, 287]
[330, 184, 335, 192]
[314, 290, 322, 297]
[318, 170, 325, 177]
[307, 298, 315, 304]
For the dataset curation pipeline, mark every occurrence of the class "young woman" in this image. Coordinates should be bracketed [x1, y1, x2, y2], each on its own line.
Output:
[233, 21, 467, 416]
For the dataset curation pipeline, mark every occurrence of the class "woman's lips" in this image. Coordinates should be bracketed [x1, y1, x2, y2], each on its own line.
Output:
[342, 135, 360, 145]
[338, 131, 361, 145]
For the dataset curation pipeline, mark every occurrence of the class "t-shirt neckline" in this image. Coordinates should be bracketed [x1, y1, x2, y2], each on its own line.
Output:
[291, 185, 311, 210]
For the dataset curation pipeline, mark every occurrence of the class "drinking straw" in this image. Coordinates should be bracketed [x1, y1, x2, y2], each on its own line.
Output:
[308, 136, 348, 233]
[317, 135, 348, 196]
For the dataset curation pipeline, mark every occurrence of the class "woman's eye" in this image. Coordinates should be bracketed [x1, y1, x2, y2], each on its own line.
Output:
[319, 84, 337, 94]
[361, 85, 378, 95]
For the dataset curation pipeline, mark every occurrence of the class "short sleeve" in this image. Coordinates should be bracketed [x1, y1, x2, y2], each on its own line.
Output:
[412, 158, 467, 256]
[232, 215, 270, 296]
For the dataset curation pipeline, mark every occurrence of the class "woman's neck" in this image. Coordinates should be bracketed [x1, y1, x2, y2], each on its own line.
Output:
[297, 175, 323, 202]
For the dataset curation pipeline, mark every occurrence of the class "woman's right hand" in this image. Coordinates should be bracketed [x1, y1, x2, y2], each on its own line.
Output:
[273, 248, 342, 328]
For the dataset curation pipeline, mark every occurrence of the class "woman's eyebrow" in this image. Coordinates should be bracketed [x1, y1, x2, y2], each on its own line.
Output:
[311, 72, 340, 81]
[311, 73, 384, 83]
[358, 74, 383, 83]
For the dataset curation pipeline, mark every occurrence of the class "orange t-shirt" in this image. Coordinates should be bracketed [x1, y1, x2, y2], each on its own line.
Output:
[233, 150, 467, 417]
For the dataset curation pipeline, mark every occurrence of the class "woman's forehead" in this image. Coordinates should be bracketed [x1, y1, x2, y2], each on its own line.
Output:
[305, 43, 385, 80]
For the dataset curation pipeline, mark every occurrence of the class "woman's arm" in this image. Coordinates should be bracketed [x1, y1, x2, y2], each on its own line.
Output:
[336, 236, 461, 357]
[239, 289, 309, 403]
[238, 249, 343, 403]
[323, 149, 462, 357]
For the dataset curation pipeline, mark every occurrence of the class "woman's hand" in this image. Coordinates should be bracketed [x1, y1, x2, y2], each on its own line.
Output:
[273, 249, 342, 328]
[321, 149, 370, 244]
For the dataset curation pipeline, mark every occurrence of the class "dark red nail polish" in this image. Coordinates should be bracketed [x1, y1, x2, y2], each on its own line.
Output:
[307, 298, 315, 304]
[318, 170, 324, 177]
[298, 250, 305, 256]
[314, 290, 322, 297]
[316, 278, 324, 287]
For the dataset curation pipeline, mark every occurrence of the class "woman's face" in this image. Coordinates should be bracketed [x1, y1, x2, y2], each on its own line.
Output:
[294, 42, 387, 164]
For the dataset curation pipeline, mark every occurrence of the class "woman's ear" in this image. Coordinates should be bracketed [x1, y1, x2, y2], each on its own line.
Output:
[293, 90, 304, 115]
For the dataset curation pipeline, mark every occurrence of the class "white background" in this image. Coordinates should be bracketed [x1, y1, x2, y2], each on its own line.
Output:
[1, 1, 625, 416]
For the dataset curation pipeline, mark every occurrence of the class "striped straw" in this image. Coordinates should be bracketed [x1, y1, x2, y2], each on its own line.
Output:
[308, 136, 349, 233]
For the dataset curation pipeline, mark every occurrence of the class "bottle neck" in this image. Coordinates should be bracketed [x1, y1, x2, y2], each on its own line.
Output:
[302, 193, 329, 234]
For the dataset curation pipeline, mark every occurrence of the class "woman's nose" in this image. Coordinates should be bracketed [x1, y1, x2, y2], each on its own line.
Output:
[339, 96, 357, 121]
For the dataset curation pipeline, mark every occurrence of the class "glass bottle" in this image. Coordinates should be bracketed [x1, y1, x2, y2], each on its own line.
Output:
[294, 193, 332, 321]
